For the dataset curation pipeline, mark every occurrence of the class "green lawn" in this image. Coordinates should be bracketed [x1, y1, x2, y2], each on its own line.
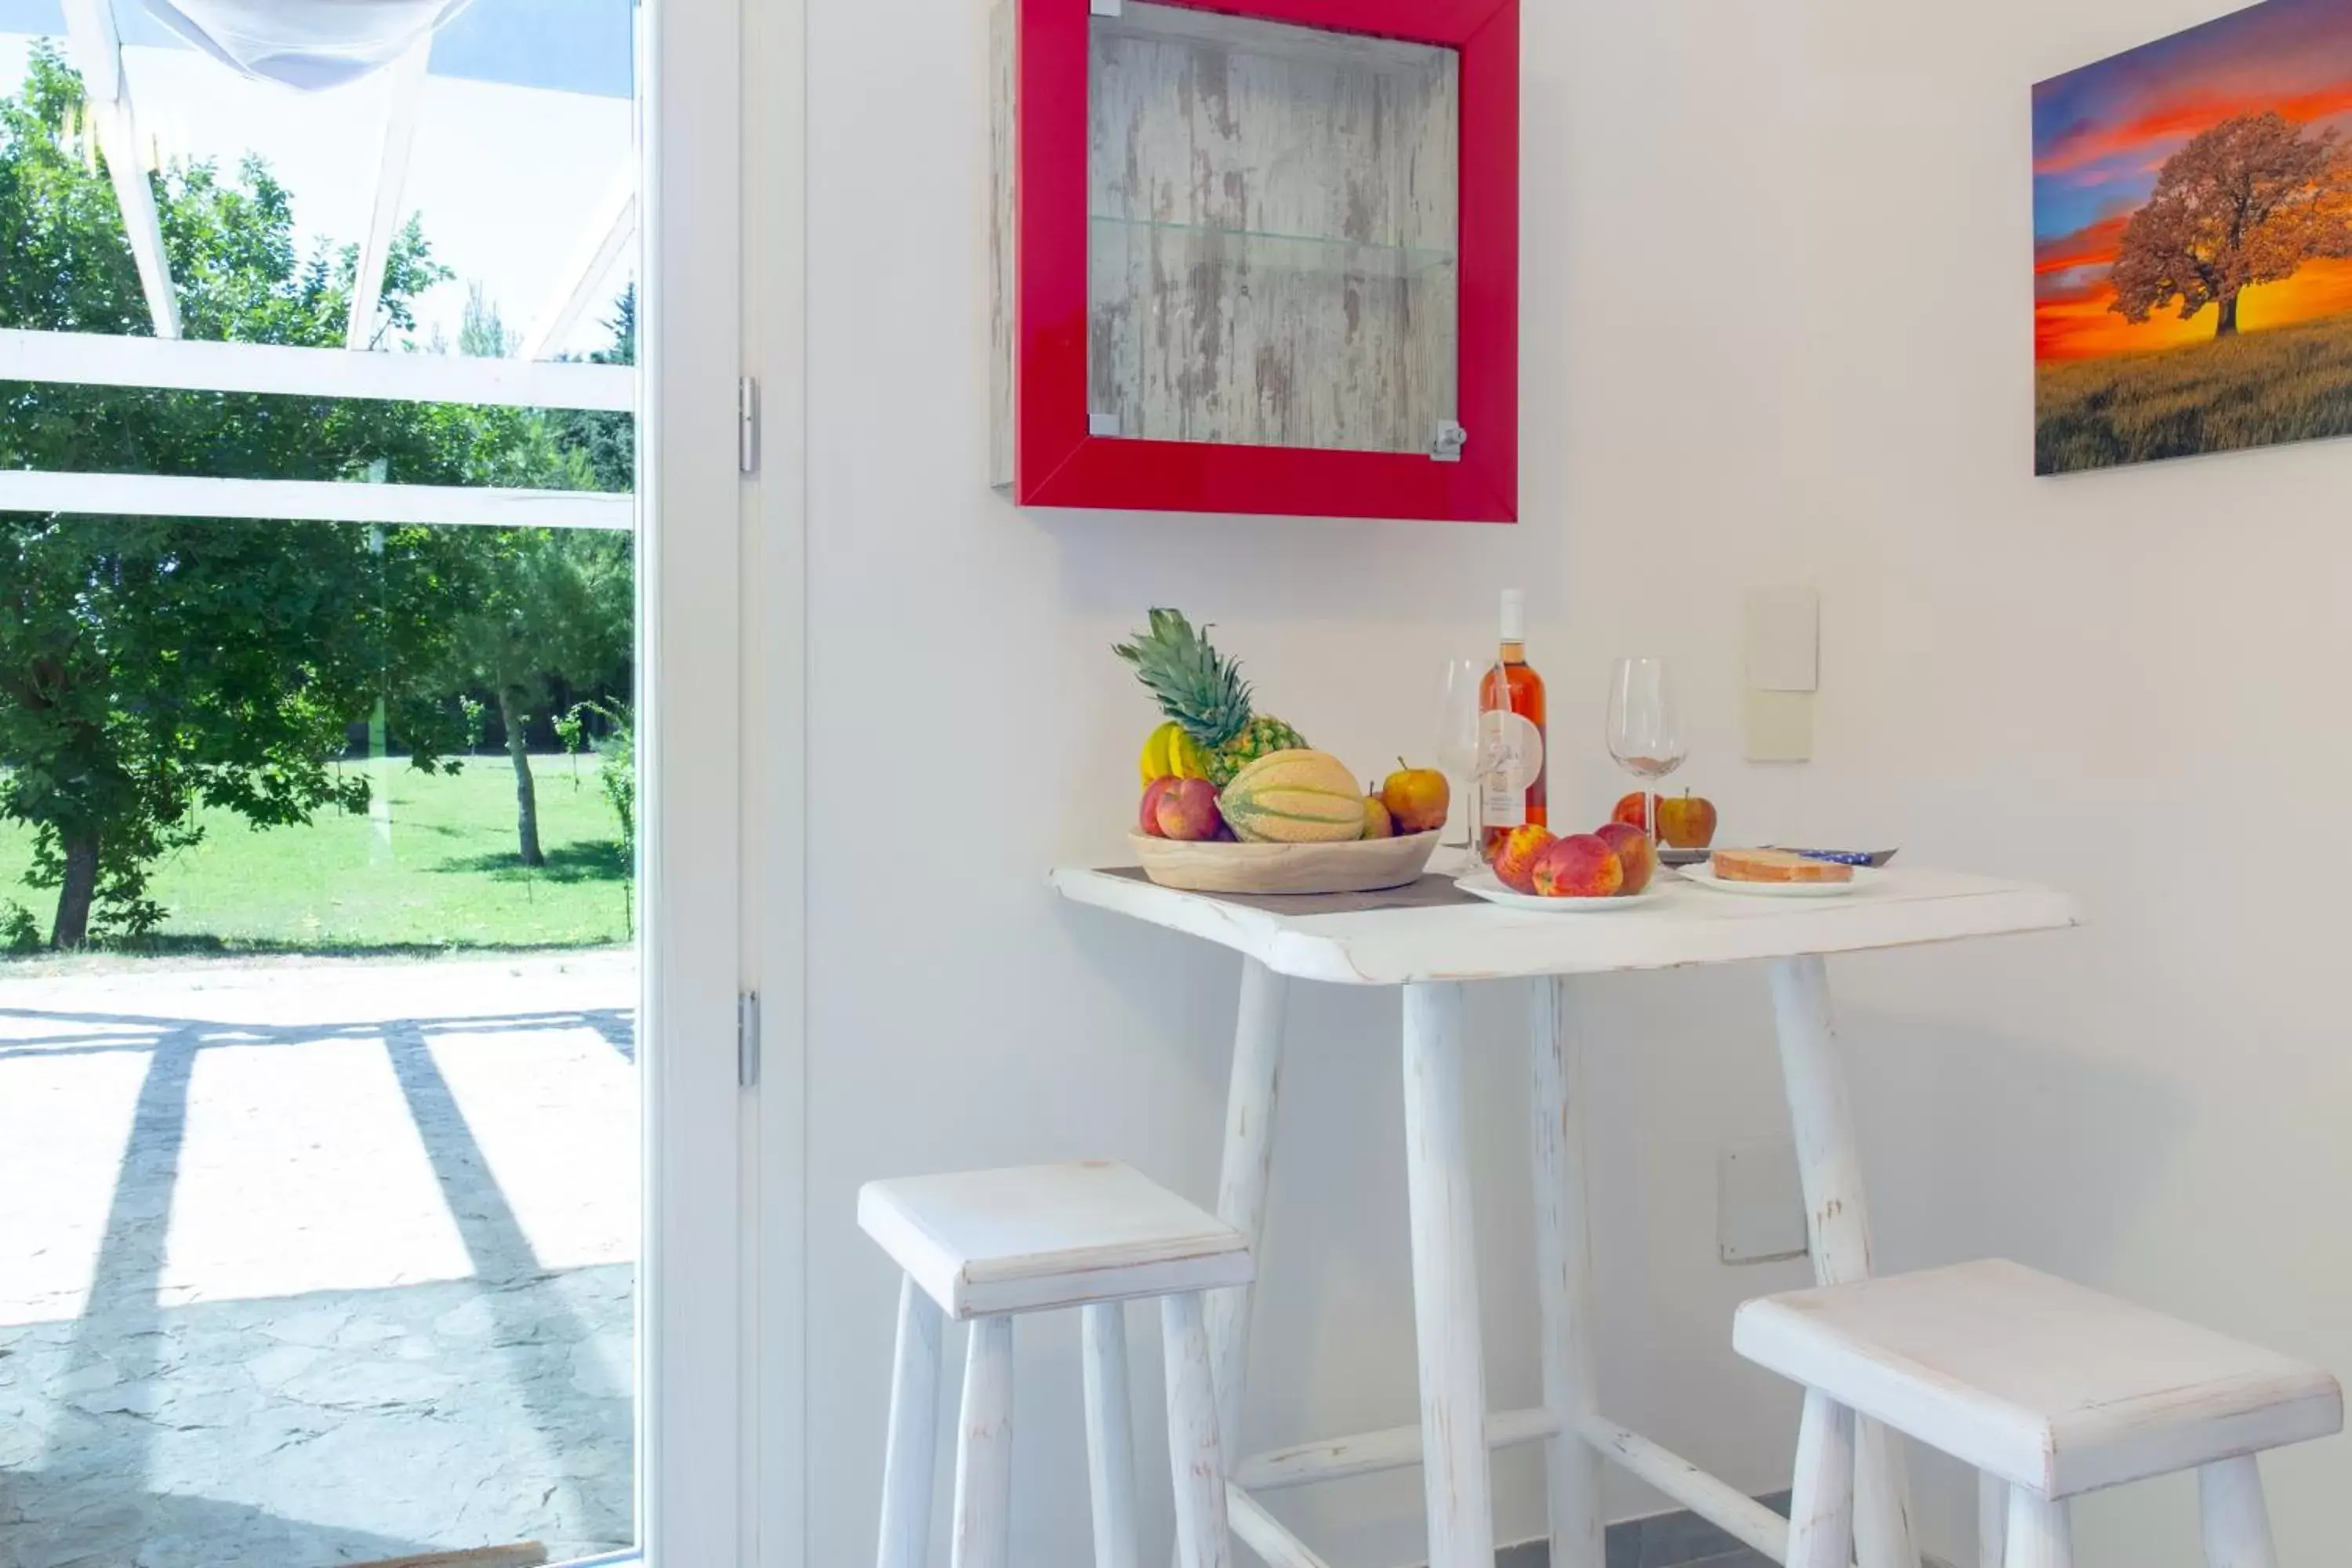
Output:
[2036, 310, 2352, 474]
[0, 755, 632, 954]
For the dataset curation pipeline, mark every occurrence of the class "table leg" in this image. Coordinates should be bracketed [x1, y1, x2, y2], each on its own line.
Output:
[1769, 955, 1919, 1568]
[1531, 978, 1603, 1568]
[1203, 958, 1289, 1461]
[1403, 981, 1497, 1568]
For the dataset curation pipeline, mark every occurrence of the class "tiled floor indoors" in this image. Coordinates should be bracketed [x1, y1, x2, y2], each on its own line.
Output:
[1494, 1493, 1789, 1568]
[0, 953, 638, 1568]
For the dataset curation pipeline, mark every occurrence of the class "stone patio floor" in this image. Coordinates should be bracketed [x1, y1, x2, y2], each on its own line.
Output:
[0, 951, 638, 1568]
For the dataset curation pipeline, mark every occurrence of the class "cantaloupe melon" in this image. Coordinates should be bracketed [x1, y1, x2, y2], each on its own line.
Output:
[1218, 750, 1365, 844]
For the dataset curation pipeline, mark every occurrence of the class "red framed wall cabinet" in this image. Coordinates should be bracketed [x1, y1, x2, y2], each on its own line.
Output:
[989, 0, 1519, 522]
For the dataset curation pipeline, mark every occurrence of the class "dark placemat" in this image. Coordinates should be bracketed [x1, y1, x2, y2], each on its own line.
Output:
[1104, 868, 1480, 915]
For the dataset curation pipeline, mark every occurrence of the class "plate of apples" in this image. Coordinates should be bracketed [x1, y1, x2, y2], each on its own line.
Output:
[1455, 820, 1668, 911]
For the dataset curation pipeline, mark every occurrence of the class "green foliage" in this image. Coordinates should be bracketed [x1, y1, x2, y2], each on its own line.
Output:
[576, 699, 636, 855]
[0, 46, 635, 946]
[2034, 311, 2352, 474]
[1, 899, 39, 953]
[0, 757, 633, 953]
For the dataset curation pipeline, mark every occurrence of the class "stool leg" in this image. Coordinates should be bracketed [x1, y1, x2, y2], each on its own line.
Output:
[1081, 1302, 1141, 1568]
[1161, 1290, 1232, 1568]
[1977, 1472, 2009, 1568]
[877, 1276, 945, 1568]
[2004, 1490, 2072, 1568]
[1787, 1390, 1855, 1568]
[952, 1315, 1014, 1568]
[2199, 1455, 2279, 1568]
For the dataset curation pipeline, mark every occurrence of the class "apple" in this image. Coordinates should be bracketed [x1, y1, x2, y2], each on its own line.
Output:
[1138, 776, 1179, 837]
[1657, 790, 1718, 849]
[1610, 790, 1652, 831]
[1592, 821, 1656, 894]
[1531, 833, 1624, 898]
[1156, 777, 1225, 841]
[1382, 760, 1450, 835]
[1491, 825, 1556, 893]
[1362, 791, 1396, 840]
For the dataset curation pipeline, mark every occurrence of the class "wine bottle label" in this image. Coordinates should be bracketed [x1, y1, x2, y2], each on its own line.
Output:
[1479, 711, 1544, 828]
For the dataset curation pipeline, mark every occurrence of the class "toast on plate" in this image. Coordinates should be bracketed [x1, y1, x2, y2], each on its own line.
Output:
[1710, 847, 1853, 884]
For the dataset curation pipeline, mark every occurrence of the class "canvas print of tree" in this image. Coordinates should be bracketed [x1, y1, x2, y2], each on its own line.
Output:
[2034, 0, 2352, 474]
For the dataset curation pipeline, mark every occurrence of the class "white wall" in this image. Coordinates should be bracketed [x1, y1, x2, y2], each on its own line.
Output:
[798, 0, 2352, 1564]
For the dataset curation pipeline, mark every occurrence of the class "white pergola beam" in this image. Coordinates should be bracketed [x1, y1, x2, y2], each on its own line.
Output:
[0, 328, 636, 411]
[519, 170, 637, 361]
[0, 470, 633, 531]
[347, 40, 433, 350]
[60, 0, 180, 340]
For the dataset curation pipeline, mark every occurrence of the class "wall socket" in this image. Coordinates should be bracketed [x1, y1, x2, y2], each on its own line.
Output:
[1717, 1138, 1809, 1265]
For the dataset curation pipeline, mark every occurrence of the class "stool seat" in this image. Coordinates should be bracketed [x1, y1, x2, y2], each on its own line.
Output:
[860, 1159, 1253, 1320]
[1734, 1258, 2343, 1501]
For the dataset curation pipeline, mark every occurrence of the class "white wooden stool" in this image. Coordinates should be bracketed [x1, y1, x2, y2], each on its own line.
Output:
[1733, 1259, 2343, 1568]
[860, 1159, 1256, 1568]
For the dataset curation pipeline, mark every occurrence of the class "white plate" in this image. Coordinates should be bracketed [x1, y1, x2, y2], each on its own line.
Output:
[1676, 862, 1882, 898]
[1454, 870, 1670, 912]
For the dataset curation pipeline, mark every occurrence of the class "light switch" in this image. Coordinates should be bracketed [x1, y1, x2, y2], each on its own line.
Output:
[1744, 586, 1819, 692]
[1719, 1138, 1809, 1265]
[1744, 688, 1815, 762]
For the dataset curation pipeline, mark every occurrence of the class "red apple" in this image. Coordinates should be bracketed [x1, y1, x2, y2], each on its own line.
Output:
[1156, 777, 1225, 842]
[1610, 790, 1652, 831]
[1657, 790, 1718, 849]
[1491, 825, 1556, 894]
[1138, 776, 1179, 837]
[1592, 821, 1656, 894]
[1531, 833, 1625, 898]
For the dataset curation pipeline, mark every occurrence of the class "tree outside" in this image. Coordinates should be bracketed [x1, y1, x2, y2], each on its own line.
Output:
[0, 46, 636, 949]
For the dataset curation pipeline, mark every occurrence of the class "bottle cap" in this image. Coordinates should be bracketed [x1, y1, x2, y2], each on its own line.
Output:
[1499, 589, 1525, 642]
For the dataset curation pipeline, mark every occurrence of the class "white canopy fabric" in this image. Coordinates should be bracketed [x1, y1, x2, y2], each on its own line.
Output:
[134, 0, 477, 90]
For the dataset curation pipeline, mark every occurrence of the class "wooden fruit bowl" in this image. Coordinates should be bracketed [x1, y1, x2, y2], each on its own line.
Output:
[1128, 831, 1440, 895]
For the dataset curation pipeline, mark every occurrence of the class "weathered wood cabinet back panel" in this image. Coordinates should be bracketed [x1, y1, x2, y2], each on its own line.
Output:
[1085, 5, 1458, 455]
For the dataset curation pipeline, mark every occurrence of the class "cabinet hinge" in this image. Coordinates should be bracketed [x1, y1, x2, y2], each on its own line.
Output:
[739, 376, 760, 475]
[737, 991, 760, 1088]
[1432, 420, 1467, 463]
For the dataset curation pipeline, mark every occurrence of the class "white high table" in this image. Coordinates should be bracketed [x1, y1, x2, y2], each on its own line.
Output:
[1049, 862, 2079, 1568]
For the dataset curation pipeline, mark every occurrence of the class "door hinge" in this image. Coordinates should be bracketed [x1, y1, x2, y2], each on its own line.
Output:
[737, 990, 760, 1088]
[739, 376, 760, 475]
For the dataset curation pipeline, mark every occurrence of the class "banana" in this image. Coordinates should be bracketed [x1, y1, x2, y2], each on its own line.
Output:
[1168, 729, 1210, 780]
[1138, 721, 1177, 786]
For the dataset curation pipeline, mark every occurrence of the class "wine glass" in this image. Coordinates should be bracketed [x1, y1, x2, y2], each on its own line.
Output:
[1606, 655, 1686, 841]
[1437, 657, 1505, 860]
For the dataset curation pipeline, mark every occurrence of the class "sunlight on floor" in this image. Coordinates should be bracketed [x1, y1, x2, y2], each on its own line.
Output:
[162, 1038, 475, 1306]
[429, 1025, 638, 1272]
[0, 1047, 151, 1326]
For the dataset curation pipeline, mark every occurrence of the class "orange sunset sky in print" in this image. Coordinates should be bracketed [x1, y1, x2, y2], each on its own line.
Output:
[2032, 0, 2352, 362]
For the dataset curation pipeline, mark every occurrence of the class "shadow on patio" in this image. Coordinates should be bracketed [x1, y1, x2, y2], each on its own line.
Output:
[0, 953, 638, 1568]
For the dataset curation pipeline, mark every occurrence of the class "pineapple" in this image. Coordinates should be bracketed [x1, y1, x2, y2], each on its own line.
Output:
[1114, 608, 1308, 787]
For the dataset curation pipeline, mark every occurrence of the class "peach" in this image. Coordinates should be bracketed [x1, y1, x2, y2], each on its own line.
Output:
[1491, 824, 1556, 894]
[1531, 833, 1624, 898]
[1592, 821, 1656, 894]
[1138, 776, 1178, 837]
[1156, 777, 1225, 842]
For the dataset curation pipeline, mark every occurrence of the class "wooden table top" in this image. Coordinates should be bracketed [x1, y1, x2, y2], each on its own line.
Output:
[1048, 862, 2080, 985]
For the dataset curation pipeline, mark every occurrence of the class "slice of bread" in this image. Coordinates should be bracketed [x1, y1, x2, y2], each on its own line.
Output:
[1711, 847, 1853, 884]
